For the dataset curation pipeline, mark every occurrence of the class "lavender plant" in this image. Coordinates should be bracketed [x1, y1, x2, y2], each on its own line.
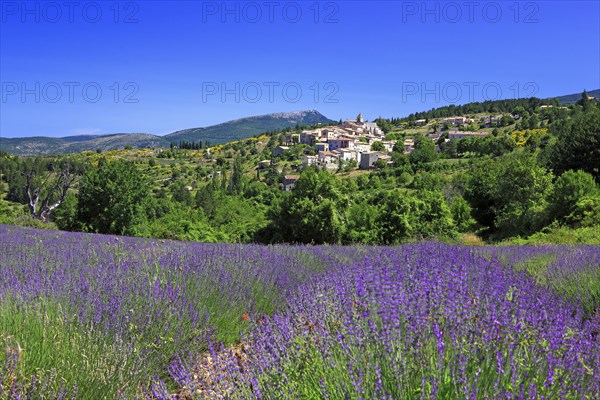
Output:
[0, 226, 327, 398]
[186, 244, 600, 399]
[1, 226, 598, 399]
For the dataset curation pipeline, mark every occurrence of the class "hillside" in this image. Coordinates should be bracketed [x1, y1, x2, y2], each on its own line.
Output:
[0, 134, 169, 156]
[164, 109, 334, 144]
[0, 110, 334, 156]
[554, 89, 600, 104]
[1, 93, 598, 247]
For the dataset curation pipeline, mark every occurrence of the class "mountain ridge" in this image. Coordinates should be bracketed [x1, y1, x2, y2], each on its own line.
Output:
[0, 110, 334, 156]
[2, 89, 598, 156]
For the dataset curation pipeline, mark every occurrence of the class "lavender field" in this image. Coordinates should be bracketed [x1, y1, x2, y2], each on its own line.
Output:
[0, 225, 599, 399]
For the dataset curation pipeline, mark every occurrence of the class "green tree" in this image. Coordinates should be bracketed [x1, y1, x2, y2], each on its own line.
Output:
[370, 141, 385, 152]
[77, 159, 149, 234]
[465, 152, 553, 238]
[270, 169, 348, 243]
[546, 108, 600, 181]
[170, 181, 194, 207]
[344, 200, 380, 244]
[416, 190, 457, 238]
[373, 159, 388, 169]
[449, 196, 475, 232]
[375, 190, 422, 244]
[52, 192, 79, 231]
[576, 90, 594, 111]
[443, 139, 459, 158]
[196, 178, 219, 219]
[374, 117, 393, 134]
[411, 172, 444, 191]
[547, 170, 599, 226]
[31, 159, 80, 221]
[409, 135, 437, 164]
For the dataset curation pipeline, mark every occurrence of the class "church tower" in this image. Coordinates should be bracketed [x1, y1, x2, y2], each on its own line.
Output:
[357, 113, 364, 123]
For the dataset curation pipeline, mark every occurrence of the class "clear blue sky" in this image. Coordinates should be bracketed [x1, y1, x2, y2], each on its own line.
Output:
[1, 0, 598, 137]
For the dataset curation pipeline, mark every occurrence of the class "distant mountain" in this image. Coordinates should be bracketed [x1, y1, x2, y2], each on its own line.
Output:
[0, 109, 334, 156]
[164, 109, 334, 144]
[0, 134, 169, 156]
[552, 89, 600, 105]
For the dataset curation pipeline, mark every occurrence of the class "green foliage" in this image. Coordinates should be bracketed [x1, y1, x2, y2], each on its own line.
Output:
[397, 171, 413, 187]
[546, 107, 600, 181]
[391, 151, 410, 169]
[450, 196, 476, 232]
[268, 169, 348, 244]
[2, 98, 595, 244]
[77, 159, 149, 235]
[370, 140, 385, 152]
[415, 190, 457, 238]
[465, 152, 554, 238]
[373, 159, 388, 169]
[135, 205, 222, 242]
[52, 192, 79, 231]
[374, 190, 421, 243]
[170, 180, 194, 207]
[196, 178, 220, 219]
[344, 200, 380, 244]
[210, 193, 268, 243]
[454, 136, 516, 157]
[547, 170, 599, 226]
[409, 135, 437, 164]
[229, 157, 245, 194]
[504, 225, 600, 245]
[374, 117, 393, 133]
[411, 172, 444, 191]
[0, 156, 80, 221]
[385, 131, 404, 141]
[568, 195, 600, 228]
[374, 189, 456, 244]
[402, 97, 553, 122]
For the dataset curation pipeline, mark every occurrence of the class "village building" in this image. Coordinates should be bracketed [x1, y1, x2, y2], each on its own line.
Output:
[273, 146, 289, 157]
[315, 142, 329, 152]
[302, 155, 318, 168]
[353, 142, 371, 153]
[381, 141, 396, 152]
[328, 137, 354, 151]
[300, 131, 316, 145]
[359, 151, 381, 170]
[331, 148, 360, 163]
[443, 116, 466, 125]
[257, 160, 272, 170]
[318, 151, 339, 165]
[284, 134, 299, 145]
[283, 175, 300, 191]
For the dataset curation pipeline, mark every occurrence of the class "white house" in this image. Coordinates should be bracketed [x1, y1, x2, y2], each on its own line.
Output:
[302, 155, 318, 168]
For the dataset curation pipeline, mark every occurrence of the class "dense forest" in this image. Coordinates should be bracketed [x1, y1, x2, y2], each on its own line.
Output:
[1, 94, 598, 245]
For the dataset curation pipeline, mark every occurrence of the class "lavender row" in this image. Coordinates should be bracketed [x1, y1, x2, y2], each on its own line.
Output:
[172, 243, 600, 399]
[0, 225, 331, 398]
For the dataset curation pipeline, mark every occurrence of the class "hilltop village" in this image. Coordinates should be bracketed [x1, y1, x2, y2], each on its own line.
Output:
[260, 112, 507, 190]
